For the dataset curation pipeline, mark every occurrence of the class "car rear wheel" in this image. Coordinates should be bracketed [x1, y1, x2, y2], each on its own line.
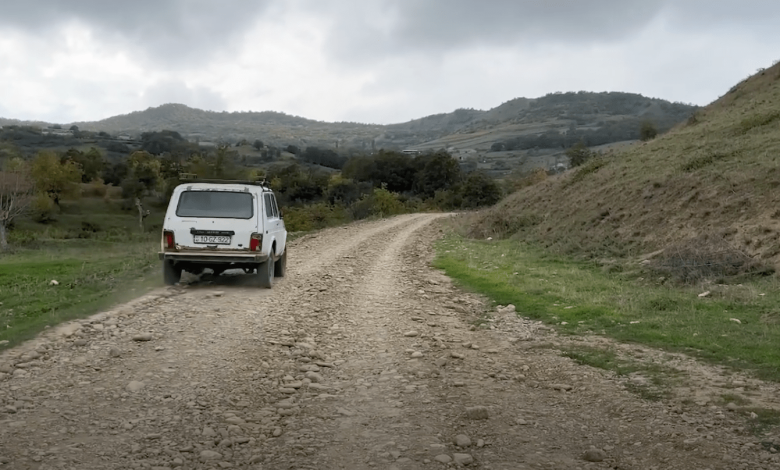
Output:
[256, 256, 274, 288]
[274, 248, 287, 278]
[163, 260, 182, 285]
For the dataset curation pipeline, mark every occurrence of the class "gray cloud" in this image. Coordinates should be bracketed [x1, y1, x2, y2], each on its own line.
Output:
[317, 0, 665, 64]
[0, 0, 272, 67]
[1, 0, 779, 123]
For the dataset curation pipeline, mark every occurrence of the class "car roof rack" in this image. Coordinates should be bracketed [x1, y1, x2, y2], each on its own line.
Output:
[179, 174, 271, 190]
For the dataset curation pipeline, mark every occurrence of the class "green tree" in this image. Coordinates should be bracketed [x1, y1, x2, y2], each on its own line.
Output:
[413, 151, 461, 198]
[65, 147, 105, 182]
[565, 142, 595, 167]
[30, 151, 82, 205]
[122, 151, 162, 198]
[460, 171, 502, 208]
[640, 121, 658, 141]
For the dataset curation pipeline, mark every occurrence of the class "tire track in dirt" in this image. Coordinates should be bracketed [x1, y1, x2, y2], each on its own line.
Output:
[1, 213, 778, 470]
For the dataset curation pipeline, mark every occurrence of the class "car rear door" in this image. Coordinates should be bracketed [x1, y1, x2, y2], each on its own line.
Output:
[171, 188, 259, 251]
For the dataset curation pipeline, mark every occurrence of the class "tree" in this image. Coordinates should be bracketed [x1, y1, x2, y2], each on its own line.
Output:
[413, 151, 461, 198]
[123, 151, 162, 198]
[253, 140, 264, 150]
[640, 121, 658, 141]
[0, 163, 34, 250]
[460, 171, 502, 208]
[565, 142, 595, 167]
[65, 147, 105, 182]
[30, 151, 82, 205]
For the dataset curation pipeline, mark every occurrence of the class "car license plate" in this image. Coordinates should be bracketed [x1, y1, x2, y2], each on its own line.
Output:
[193, 235, 231, 245]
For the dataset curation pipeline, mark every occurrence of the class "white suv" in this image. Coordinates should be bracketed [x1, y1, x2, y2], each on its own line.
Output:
[159, 180, 287, 287]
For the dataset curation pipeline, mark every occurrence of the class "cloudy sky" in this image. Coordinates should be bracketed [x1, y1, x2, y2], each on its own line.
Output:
[0, 0, 777, 125]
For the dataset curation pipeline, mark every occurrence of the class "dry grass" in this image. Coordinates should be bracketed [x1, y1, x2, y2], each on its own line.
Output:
[470, 60, 780, 273]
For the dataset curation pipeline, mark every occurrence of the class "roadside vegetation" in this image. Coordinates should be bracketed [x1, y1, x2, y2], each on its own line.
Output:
[0, 239, 158, 348]
[435, 235, 780, 381]
[0, 127, 502, 349]
[433, 61, 780, 388]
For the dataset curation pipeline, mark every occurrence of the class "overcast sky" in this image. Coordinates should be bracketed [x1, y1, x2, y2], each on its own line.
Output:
[0, 0, 777, 125]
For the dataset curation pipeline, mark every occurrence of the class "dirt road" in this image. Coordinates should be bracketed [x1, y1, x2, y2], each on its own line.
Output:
[1, 214, 778, 469]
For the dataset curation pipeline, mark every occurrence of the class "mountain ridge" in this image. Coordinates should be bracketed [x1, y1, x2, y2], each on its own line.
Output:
[0, 91, 696, 153]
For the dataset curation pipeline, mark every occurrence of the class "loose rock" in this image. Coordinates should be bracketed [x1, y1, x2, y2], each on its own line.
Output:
[453, 453, 474, 465]
[583, 448, 606, 462]
[465, 406, 489, 420]
[126, 381, 145, 392]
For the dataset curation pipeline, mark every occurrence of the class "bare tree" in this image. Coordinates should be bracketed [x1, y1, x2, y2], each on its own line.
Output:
[0, 169, 34, 250]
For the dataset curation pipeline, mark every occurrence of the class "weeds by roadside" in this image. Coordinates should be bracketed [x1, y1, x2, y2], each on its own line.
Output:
[0, 240, 159, 350]
[434, 233, 780, 382]
[561, 346, 677, 401]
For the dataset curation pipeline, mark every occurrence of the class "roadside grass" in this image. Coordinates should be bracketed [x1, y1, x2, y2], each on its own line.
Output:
[0, 239, 160, 350]
[561, 346, 677, 401]
[434, 234, 780, 382]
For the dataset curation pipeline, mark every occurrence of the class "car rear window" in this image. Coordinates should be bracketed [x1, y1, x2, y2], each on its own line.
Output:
[176, 191, 254, 219]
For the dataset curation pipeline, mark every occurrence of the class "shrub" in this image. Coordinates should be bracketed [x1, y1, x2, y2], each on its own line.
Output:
[460, 171, 502, 208]
[639, 121, 658, 141]
[565, 142, 595, 167]
[369, 186, 405, 217]
[82, 179, 108, 198]
[649, 234, 774, 284]
[30, 193, 56, 223]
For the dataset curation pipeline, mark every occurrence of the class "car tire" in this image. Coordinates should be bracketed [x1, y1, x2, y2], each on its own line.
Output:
[163, 260, 181, 285]
[257, 256, 274, 288]
[274, 248, 287, 278]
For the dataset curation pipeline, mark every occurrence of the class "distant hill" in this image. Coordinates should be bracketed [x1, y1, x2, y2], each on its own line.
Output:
[1, 92, 696, 174]
[468, 61, 780, 270]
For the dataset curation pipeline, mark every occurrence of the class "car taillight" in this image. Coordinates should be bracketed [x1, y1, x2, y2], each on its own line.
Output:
[164, 230, 175, 249]
[250, 233, 262, 251]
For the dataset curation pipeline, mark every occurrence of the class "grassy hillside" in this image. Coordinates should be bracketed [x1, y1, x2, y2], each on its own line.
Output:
[468, 62, 780, 274]
[43, 93, 695, 155]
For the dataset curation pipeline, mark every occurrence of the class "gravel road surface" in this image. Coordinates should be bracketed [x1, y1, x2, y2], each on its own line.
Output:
[1, 213, 779, 469]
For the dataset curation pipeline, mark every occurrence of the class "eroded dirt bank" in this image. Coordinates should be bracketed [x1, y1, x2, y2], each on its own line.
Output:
[1, 213, 778, 470]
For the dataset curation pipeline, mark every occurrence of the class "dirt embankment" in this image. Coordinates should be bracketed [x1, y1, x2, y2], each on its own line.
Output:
[1, 214, 778, 469]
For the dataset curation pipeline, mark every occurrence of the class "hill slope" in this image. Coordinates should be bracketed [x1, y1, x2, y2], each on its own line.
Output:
[59, 93, 694, 152]
[469, 62, 780, 270]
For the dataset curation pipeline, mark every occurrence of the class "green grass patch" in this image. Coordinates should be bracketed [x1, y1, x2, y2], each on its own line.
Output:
[0, 240, 160, 350]
[562, 346, 676, 401]
[435, 234, 780, 381]
[738, 111, 780, 134]
[744, 408, 780, 436]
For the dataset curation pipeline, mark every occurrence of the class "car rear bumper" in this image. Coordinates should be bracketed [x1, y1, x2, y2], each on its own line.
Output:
[159, 251, 272, 264]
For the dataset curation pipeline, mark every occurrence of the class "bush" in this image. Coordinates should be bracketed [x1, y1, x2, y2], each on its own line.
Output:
[82, 179, 108, 198]
[30, 193, 56, 223]
[640, 121, 658, 141]
[565, 142, 595, 167]
[460, 171, 502, 208]
[369, 186, 405, 217]
[649, 234, 774, 284]
[283, 203, 351, 233]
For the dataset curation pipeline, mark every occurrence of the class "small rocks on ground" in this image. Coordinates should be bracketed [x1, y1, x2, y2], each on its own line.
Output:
[132, 333, 153, 342]
[453, 453, 474, 465]
[200, 450, 222, 461]
[465, 406, 489, 420]
[551, 384, 573, 391]
[126, 381, 145, 393]
[454, 434, 472, 447]
[583, 448, 606, 462]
